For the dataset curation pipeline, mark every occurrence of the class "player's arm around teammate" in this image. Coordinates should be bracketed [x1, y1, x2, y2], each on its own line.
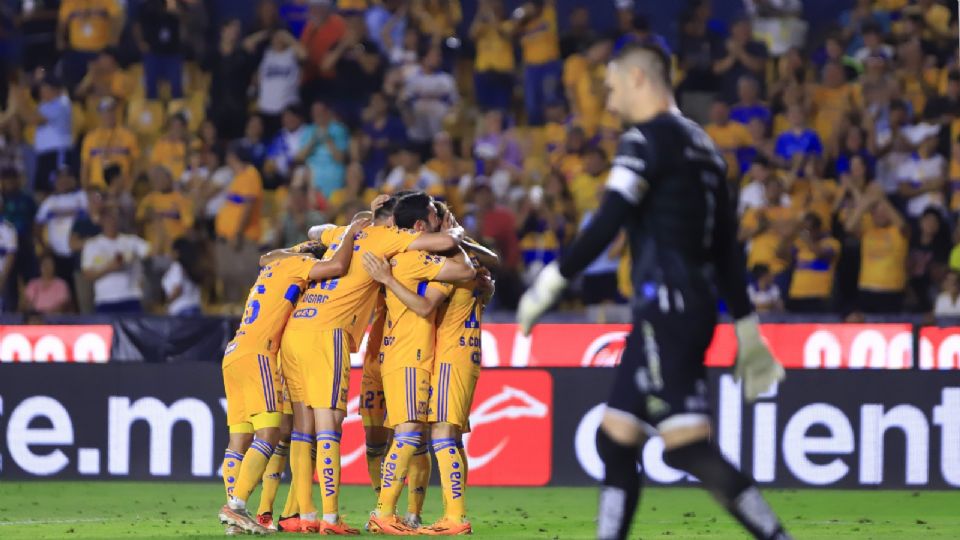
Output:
[361, 250, 475, 318]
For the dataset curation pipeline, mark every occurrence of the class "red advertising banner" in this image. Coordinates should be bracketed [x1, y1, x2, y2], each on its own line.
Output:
[917, 327, 960, 370]
[0, 325, 113, 363]
[341, 369, 553, 486]
[412, 323, 916, 369]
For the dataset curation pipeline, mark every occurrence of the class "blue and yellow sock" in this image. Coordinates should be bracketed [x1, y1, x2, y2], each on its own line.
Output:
[376, 431, 422, 518]
[222, 450, 244, 502]
[234, 438, 274, 504]
[433, 438, 466, 522]
[257, 441, 290, 515]
[407, 444, 431, 516]
[290, 431, 317, 516]
[315, 431, 343, 522]
[366, 443, 388, 493]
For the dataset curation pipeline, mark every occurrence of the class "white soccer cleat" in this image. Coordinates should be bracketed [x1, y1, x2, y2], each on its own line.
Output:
[219, 504, 271, 535]
[224, 524, 244, 536]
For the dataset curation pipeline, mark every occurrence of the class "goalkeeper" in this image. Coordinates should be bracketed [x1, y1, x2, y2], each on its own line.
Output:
[519, 44, 791, 540]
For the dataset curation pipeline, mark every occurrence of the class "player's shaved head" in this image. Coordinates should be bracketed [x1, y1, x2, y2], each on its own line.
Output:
[611, 43, 672, 90]
[605, 42, 676, 123]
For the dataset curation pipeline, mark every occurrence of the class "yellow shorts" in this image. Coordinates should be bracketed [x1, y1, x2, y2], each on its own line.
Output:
[222, 352, 281, 427]
[360, 352, 387, 427]
[279, 327, 351, 411]
[382, 367, 430, 429]
[428, 361, 480, 430]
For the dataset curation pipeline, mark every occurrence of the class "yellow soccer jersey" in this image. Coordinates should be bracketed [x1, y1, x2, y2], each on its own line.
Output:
[381, 251, 454, 375]
[225, 256, 317, 362]
[283, 225, 422, 351]
[435, 273, 485, 367]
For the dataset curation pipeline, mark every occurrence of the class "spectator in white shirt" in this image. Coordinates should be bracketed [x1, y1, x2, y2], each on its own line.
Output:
[934, 272, 960, 317]
[400, 45, 458, 147]
[897, 125, 947, 220]
[265, 105, 307, 184]
[748, 264, 783, 313]
[19, 74, 73, 194]
[852, 23, 894, 64]
[36, 168, 87, 287]
[739, 156, 789, 216]
[252, 30, 307, 140]
[162, 237, 203, 316]
[81, 208, 151, 314]
[0, 219, 17, 313]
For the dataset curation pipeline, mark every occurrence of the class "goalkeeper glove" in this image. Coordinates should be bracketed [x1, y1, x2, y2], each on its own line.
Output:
[518, 262, 567, 336]
[733, 314, 785, 402]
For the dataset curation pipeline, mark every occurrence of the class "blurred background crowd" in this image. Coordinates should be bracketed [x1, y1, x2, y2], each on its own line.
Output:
[0, 0, 956, 322]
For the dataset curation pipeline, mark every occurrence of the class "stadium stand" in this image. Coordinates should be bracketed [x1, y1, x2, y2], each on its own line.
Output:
[0, 0, 956, 324]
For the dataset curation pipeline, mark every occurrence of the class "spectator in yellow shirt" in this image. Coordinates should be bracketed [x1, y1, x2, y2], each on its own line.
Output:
[790, 160, 840, 230]
[470, 0, 516, 111]
[738, 178, 801, 279]
[552, 125, 587, 181]
[784, 213, 842, 313]
[80, 97, 140, 190]
[563, 37, 612, 137]
[149, 113, 189, 181]
[705, 100, 753, 180]
[426, 131, 469, 214]
[136, 165, 193, 258]
[412, 0, 462, 45]
[515, 0, 561, 125]
[812, 61, 861, 148]
[57, 0, 123, 89]
[569, 146, 608, 219]
[844, 185, 910, 314]
[214, 144, 264, 304]
[75, 49, 134, 117]
[327, 162, 378, 224]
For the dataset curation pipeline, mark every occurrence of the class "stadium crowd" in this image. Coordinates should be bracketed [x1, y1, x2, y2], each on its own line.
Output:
[0, 0, 957, 321]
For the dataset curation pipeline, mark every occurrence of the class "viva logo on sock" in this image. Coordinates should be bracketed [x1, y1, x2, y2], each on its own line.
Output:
[323, 466, 336, 497]
[449, 471, 463, 500]
[382, 460, 397, 488]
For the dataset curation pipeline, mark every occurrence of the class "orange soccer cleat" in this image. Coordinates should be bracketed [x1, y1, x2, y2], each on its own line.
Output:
[419, 517, 473, 536]
[299, 518, 321, 533]
[277, 514, 300, 532]
[319, 518, 361, 535]
[366, 513, 417, 535]
[257, 512, 276, 531]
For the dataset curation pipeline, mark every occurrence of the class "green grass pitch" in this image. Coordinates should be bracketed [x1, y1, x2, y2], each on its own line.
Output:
[1, 482, 958, 539]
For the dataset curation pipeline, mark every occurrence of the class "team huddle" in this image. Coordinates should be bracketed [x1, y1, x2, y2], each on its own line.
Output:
[218, 191, 497, 536]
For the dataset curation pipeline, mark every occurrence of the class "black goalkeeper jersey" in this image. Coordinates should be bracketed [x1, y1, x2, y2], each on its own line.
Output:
[559, 111, 752, 320]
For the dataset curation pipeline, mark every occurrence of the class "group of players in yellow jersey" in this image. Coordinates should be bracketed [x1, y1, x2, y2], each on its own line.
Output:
[218, 189, 498, 536]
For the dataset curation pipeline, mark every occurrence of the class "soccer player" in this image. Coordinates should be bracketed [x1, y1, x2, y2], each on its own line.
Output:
[365, 202, 498, 536]
[278, 194, 467, 534]
[363, 193, 477, 535]
[219, 217, 369, 535]
[256, 242, 330, 531]
[518, 44, 791, 540]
